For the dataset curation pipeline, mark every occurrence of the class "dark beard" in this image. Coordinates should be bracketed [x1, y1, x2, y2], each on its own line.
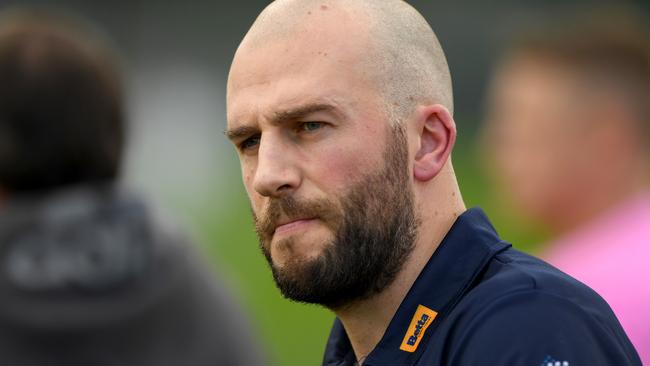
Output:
[254, 125, 419, 309]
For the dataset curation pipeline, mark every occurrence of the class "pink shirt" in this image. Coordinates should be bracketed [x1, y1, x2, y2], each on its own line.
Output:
[544, 191, 650, 364]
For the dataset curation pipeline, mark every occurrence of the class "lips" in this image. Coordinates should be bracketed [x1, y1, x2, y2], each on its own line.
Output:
[273, 218, 316, 236]
[255, 196, 338, 242]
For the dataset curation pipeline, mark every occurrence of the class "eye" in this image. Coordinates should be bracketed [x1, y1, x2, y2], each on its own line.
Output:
[300, 121, 325, 132]
[239, 135, 261, 151]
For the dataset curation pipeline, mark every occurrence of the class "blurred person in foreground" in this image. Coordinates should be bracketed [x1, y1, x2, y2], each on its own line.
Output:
[484, 10, 650, 364]
[225, 0, 641, 365]
[0, 8, 264, 366]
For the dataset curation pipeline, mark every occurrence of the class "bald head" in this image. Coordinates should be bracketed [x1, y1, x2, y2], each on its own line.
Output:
[230, 0, 452, 121]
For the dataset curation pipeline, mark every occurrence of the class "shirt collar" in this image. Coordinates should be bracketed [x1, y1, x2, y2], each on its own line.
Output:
[323, 207, 511, 366]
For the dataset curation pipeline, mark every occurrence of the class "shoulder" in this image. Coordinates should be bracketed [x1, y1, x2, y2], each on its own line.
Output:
[116, 191, 267, 365]
[438, 248, 641, 365]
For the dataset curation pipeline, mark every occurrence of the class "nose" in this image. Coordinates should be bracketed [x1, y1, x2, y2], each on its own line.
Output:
[253, 135, 301, 198]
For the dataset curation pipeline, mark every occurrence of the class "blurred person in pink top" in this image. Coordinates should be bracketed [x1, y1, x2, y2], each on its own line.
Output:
[483, 9, 650, 363]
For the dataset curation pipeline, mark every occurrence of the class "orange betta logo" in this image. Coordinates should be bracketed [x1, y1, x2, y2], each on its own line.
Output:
[399, 305, 438, 353]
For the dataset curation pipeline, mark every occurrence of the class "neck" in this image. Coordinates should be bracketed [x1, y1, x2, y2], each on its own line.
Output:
[551, 171, 648, 235]
[334, 168, 465, 363]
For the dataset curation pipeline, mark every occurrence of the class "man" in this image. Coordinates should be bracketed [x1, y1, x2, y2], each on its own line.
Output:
[226, 1, 641, 365]
[483, 12, 650, 364]
[0, 9, 264, 366]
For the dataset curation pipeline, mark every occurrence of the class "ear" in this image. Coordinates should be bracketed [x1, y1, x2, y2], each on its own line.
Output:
[413, 104, 456, 182]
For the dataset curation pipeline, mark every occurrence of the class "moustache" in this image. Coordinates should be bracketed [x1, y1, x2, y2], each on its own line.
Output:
[254, 196, 342, 240]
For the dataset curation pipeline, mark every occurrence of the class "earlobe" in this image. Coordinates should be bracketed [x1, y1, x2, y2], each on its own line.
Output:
[413, 105, 456, 182]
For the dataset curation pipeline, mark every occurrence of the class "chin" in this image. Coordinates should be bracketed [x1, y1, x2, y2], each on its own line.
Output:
[270, 229, 332, 262]
[271, 239, 329, 269]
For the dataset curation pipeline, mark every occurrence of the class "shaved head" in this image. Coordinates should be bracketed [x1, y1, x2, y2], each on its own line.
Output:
[230, 0, 453, 121]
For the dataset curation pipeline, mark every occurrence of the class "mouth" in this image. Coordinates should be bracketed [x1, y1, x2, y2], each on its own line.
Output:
[273, 218, 317, 237]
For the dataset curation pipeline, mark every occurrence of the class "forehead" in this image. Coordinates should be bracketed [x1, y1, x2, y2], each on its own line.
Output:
[494, 58, 576, 101]
[491, 59, 583, 116]
[226, 6, 379, 127]
[489, 58, 597, 140]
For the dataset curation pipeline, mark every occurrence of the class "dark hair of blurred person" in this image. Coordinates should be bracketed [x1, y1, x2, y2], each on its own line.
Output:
[0, 9, 123, 192]
[483, 8, 650, 363]
[0, 8, 265, 366]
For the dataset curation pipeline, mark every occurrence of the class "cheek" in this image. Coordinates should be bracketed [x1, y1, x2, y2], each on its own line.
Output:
[308, 144, 378, 190]
[241, 165, 263, 210]
[241, 164, 252, 193]
[496, 146, 549, 204]
[307, 122, 388, 189]
[507, 149, 571, 213]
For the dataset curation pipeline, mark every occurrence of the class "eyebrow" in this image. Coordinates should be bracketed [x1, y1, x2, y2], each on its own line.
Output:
[270, 103, 338, 124]
[225, 125, 259, 142]
[225, 103, 340, 142]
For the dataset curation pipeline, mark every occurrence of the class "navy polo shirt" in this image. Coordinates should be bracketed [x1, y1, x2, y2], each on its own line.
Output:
[322, 208, 641, 366]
